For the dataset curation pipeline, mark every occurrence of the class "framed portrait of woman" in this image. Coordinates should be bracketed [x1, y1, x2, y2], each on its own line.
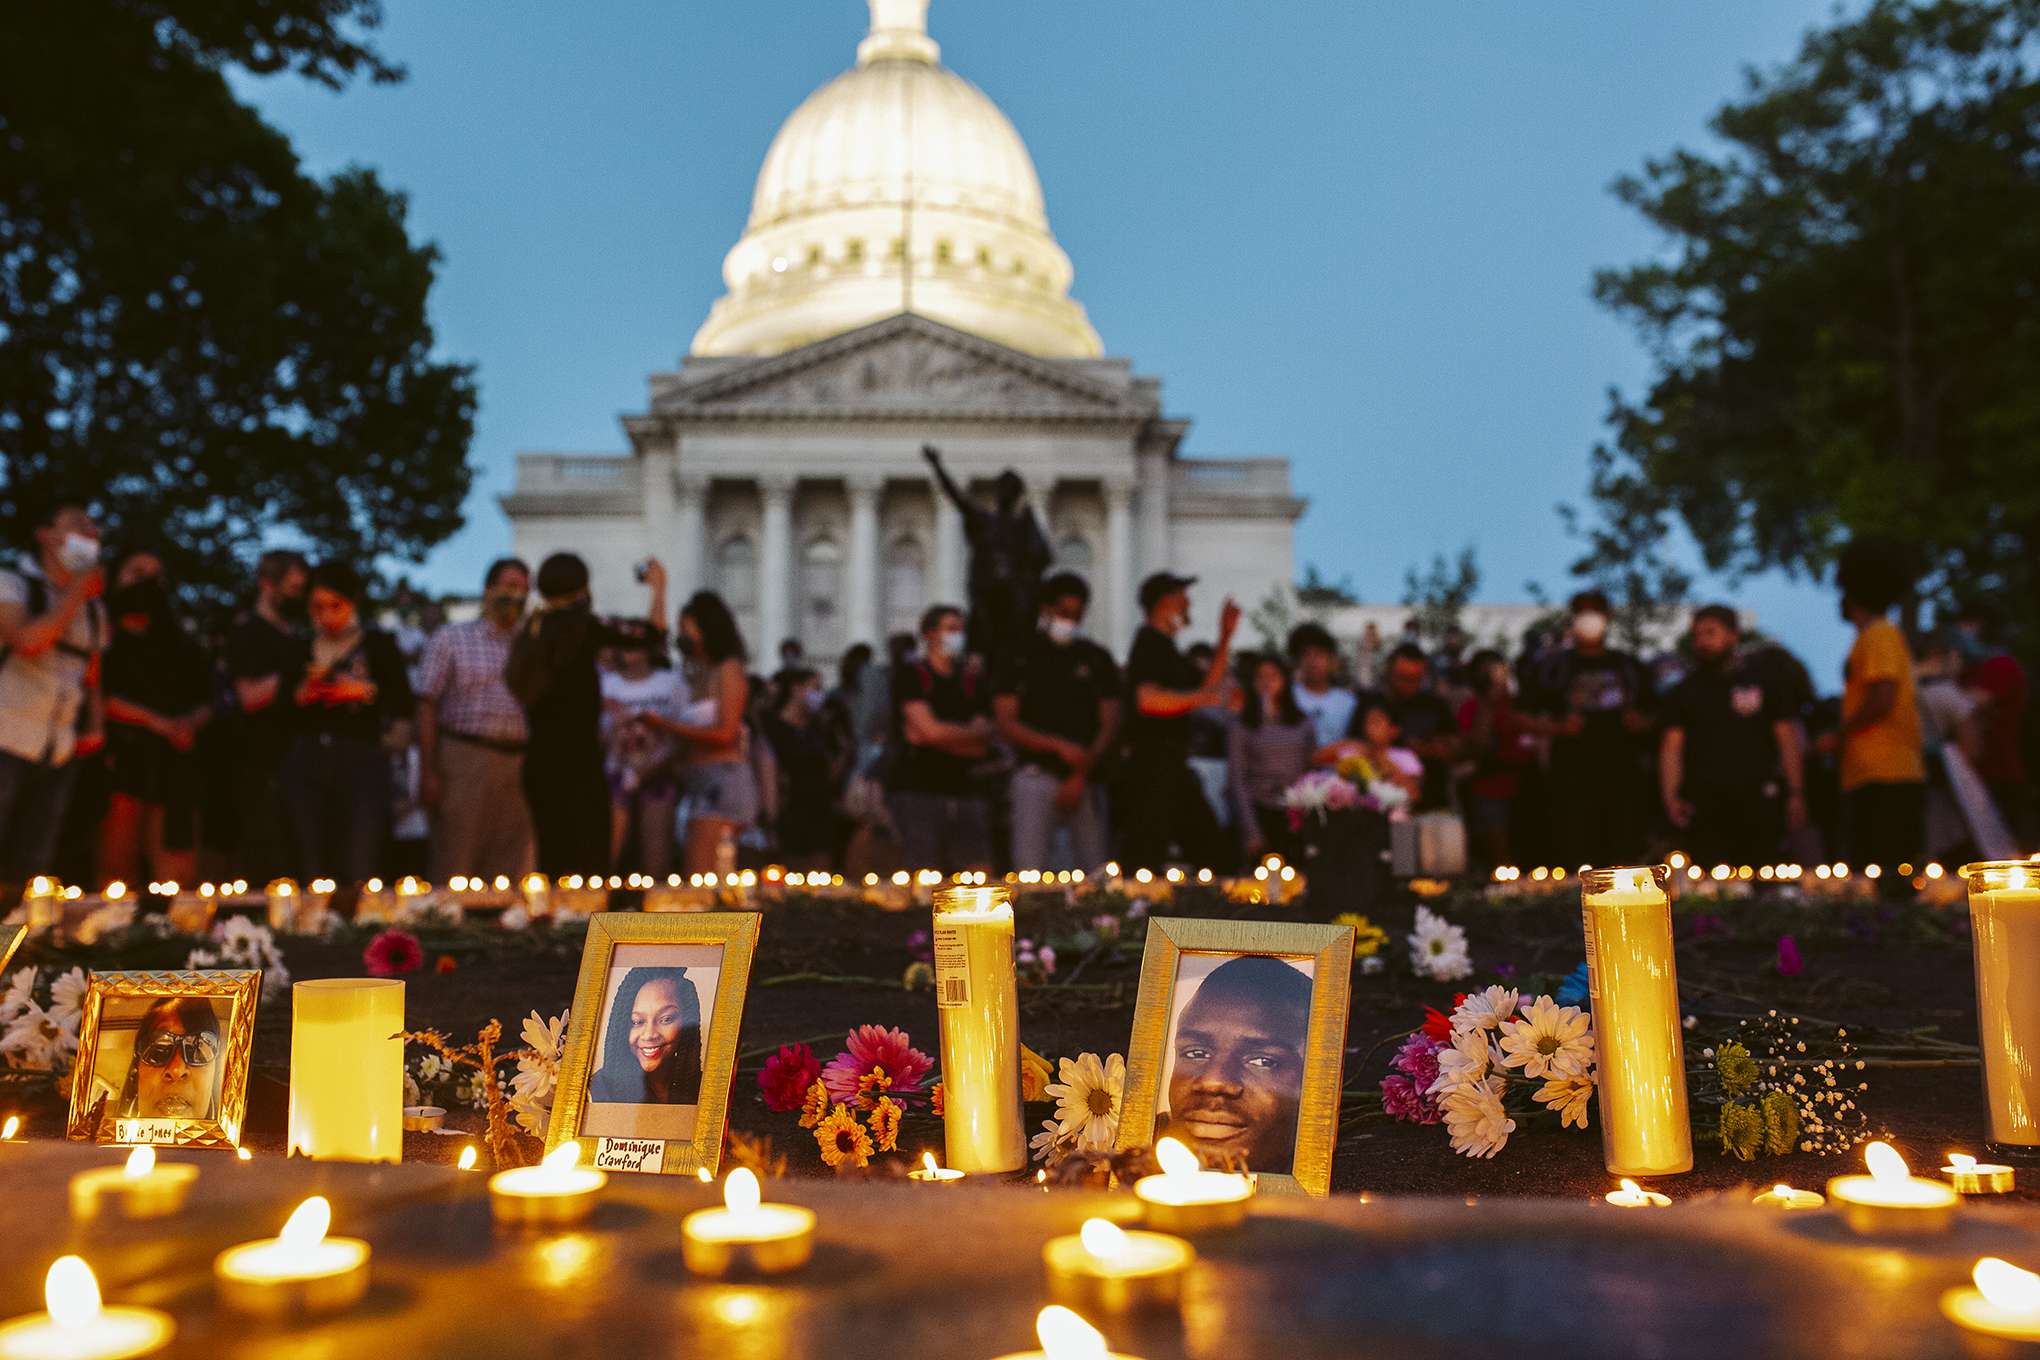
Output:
[66, 969, 263, 1148]
[548, 911, 760, 1177]
[1115, 917, 1354, 1196]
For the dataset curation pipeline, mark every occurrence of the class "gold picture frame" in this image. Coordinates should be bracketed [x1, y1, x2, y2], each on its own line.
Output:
[1115, 917, 1353, 1196]
[548, 911, 760, 1178]
[67, 969, 263, 1148]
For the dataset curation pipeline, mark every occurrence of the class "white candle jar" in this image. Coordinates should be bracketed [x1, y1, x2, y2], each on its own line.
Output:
[932, 885, 1025, 1173]
[1580, 865, 1692, 1176]
[1965, 860, 2040, 1158]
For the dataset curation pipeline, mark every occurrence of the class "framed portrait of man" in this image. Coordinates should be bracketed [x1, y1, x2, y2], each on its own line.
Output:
[66, 970, 263, 1148]
[549, 911, 760, 1178]
[1116, 918, 1354, 1196]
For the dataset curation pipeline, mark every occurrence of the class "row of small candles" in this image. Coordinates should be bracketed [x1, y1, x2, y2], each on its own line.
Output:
[1496, 857, 1958, 884]
[1599, 1141, 2011, 1225]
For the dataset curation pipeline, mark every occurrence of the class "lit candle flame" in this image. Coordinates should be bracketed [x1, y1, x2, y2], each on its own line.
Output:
[1620, 1179, 1641, 1195]
[1035, 1305, 1108, 1358]
[1950, 1154, 1977, 1172]
[457, 1146, 477, 1171]
[1865, 1141, 1909, 1183]
[543, 1142, 582, 1171]
[1773, 1185, 1792, 1198]
[124, 1146, 155, 1179]
[1155, 1137, 1199, 1178]
[2, 1115, 17, 1139]
[1977, 1258, 2040, 1313]
[724, 1167, 761, 1214]
[922, 1152, 940, 1176]
[1079, 1218, 1127, 1258]
[236, 1147, 251, 1161]
[697, 1166, 712, 1182]
[280, 1197, 330, 1249]
[46, 1256, 101, 1328]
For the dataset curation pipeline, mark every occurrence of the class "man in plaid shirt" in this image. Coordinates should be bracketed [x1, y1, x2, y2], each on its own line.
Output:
[417, 558, 535, 879]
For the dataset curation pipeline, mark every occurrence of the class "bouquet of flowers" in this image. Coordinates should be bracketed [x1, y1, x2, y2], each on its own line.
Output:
[760, 1025, 934, 1171]
[1381, 986, 1597, 1159]
[1281, 756, 1410, 830]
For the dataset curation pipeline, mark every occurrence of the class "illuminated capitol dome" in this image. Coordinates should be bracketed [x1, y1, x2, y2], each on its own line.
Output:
[505, 0, 1301, 659]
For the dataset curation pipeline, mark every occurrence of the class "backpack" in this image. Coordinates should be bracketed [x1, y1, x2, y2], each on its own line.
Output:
[0, 569, 104, 673]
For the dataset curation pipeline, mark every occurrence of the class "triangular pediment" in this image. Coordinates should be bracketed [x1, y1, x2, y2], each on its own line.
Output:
[648, 314, 1147, 421]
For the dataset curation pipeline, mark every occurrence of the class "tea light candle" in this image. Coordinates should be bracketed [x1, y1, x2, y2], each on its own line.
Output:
[1134, 1138, 1252, 1234]
[1828, 1141, 1958, 1235]
[1043, 1218, 1194, 1313]
[908, 1151, 964, 1184]
[490, 1142, 606, 1227]
[288, 978, 404, 1162]
[522, 873, 550, 916]
[992, 1306, 1142, 1360]
[1942, 1257, 2040, 1352]
[68, 1147, 198, 1220]
[1945, 1153, 2018, 1195]
[1581, 865, 1693, 1176]
[933, 885, 1026, 1173]
[1751, 1183, 1825, 1210]
[681, 1168, 816, 1277]
[1604, 1178, 1671, 1208]
[401, 1106, 446, 1132]
[0, 1257, 172, 1360]
[213, 1197, 369, 1317]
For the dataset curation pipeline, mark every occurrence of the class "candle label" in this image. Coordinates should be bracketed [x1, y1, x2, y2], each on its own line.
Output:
[1580, 907, 1601, 999]
[931, 921, 971, 1008]
[594, 1138, 666, 1173]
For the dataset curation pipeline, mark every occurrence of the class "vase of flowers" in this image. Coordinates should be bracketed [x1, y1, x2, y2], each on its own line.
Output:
[1282, 761, 1403, 918]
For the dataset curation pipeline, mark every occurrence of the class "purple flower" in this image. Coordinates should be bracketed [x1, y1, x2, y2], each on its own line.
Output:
[1777, 935, 1803, 977]
[1391, 1030, 1443, 1088]
[906, 930, 933, 963]
[1381, 1075, 1442, 1124]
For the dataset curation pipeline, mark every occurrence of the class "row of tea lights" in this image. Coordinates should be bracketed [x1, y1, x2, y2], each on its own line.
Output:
[2, 1136, 1245, 1360]
[1600, 1141, 2012, 1229]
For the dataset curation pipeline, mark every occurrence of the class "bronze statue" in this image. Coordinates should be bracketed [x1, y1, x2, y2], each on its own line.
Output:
[923, 444, 1050, 662]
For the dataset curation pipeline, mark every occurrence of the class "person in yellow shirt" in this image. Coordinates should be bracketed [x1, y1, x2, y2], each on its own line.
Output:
[1833, 543, 1924, 890]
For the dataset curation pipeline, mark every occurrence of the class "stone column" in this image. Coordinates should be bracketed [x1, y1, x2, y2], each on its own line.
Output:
[642, 444, 678, 600]
[1104, 477, 1135, 651]
[1136, 447, 1170, 580]
[673, 472, 708, 605]
[933, 477, 966, 610]
[759, 473, 795, 661]
[846, 474, 882, 649]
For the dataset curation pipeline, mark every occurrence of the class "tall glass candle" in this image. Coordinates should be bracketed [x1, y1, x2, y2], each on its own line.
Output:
[932, 885, 1024, 1172]
[288, 979, 403, 1162]
[1966, 860, 2040, 1154]
[1581, 865, 1691, 1176]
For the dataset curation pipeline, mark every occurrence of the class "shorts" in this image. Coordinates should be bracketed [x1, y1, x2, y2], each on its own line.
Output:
[683, 759, 759, 826]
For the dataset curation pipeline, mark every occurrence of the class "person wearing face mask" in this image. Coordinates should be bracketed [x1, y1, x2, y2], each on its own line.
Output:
[1520, 590, 1657, 868]
[98, 550, 212, 888]
[224, 549, 309, 883]
[992, 573, 1122, 875]
[762, 667, 842, 872]
[883, 605, 996, 873]
[0, 498, 108, 889]
[1122, 572, 1242, 872]
[415, 558, 538, 881]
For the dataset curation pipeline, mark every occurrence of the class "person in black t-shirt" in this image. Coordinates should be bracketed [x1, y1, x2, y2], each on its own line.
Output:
[100, 550, 213, 888]
[1659, 604, 1804, 869]
[1520, 590, 1657, 867]
[886, 605, 994, 872]
[993, 573, 1121, 873]
[223, 549, 307, 882]
[1121, 572, 1240, 871]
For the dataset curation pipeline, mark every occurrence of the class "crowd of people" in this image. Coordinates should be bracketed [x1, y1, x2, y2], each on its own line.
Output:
[0, 501, 2029, 899]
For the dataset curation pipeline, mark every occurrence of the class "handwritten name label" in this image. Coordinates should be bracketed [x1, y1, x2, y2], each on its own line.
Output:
[595, 1138, 666, 1174]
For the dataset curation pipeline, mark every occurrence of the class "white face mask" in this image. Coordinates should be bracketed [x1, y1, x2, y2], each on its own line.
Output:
[1043, 616, 1077, 646]
[57, 533, 101, 573]
[938, 629, 966, 659]
[1573, 611, 1610, 644]
[803, 686, 826, 713]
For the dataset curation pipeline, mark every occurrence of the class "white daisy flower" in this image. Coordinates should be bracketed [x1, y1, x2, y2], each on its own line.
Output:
[1534, 1074, 1595, 1129]
[1, 1003, 61, 1071]
[1442, 1075, 1515, 1158]
[1498, 996, 1596, 1080]
[1450, 985, 1519, 1034]
[1046, 1052, 1125, 1149]
[520, 1010, 568, 1064]
[1407, 905, 1471, 981]
[1030, 1118, 1067, 1166]
[1, 968, 38, 1023]
[1428, 1027, 1494, 1097]
[47, 968, 87, 1024]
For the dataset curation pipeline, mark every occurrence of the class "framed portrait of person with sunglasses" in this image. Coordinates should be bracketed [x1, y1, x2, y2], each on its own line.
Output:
[66, 970, 263, 1148]
[1115, 918, 1354, 1196]
[548, 911, 760, 1177]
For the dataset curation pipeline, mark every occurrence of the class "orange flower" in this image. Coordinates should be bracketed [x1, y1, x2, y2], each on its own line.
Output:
[856, 1067, 893, 1110]
[931, 1081, 944, 1119]
[869, 1095, 901, 1152]
[815, 1105, 872, 1169]
[435, 955, 457, 974]
[1020, 1046, 1053, 1102]
[799, 1078, 829, 1130]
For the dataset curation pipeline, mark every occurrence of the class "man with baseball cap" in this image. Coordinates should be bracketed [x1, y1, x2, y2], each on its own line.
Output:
[1121, 571, 1239, 870]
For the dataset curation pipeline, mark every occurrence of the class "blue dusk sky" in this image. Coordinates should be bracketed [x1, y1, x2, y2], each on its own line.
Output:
[233, 0, 1860, 682]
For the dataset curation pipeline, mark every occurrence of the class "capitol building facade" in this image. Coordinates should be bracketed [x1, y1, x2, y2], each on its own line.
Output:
[502, 0, 1303, 660]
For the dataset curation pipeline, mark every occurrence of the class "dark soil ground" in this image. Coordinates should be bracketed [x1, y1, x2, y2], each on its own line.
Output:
[8, 883, 2029, 1205]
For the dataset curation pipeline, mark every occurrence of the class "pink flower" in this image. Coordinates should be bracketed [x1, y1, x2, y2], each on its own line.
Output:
[1381, 1075, 1442, 1124]
[821, 1025, 933, 1106]
[365, 930, 423, 977]
[759, 1043, 822, 1112]
[1392, 1030, 1444, 1088]
[1777, 935, 1803, 977]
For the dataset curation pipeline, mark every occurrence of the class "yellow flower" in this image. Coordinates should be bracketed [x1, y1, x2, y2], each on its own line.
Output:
[931, 1081, 944, 1119]
[799, 1077, 829, 1130]
[1336, 754, 1376, 785]
[869, 1095, 901, 1152]
[1332, 913, 1391, 959]
[1020, 1045, 1054, 1102]
[856, 1067, 893, 1110]
[815, 1104, 873, 1169]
